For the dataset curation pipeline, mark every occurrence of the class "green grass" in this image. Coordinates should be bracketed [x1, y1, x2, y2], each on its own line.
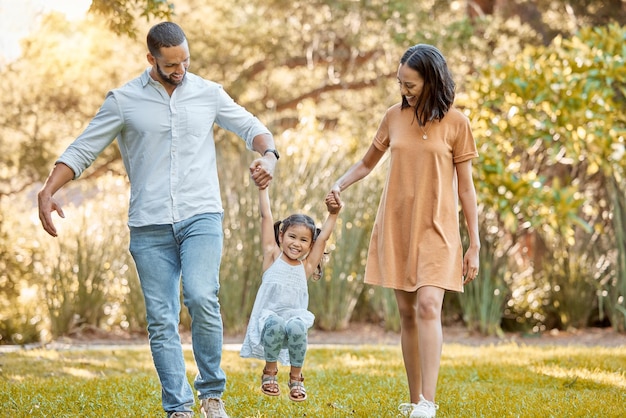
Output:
[1, 343, 625, 417]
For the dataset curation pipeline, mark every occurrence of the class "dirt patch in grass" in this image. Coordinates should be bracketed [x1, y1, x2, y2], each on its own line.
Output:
[14, 322, 624, 350]
[307, 323, 626, 347]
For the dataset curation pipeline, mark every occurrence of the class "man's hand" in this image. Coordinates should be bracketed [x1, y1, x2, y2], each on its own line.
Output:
[38, 191, 65, 237]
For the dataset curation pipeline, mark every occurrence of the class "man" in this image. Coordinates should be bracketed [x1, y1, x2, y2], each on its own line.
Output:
[38, 22, 278, 418]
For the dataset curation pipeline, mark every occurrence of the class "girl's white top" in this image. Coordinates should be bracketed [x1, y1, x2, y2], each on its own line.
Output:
[239, 256, 315, 365]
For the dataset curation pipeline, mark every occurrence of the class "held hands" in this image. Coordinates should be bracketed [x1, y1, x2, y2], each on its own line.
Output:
[328, 183, 342, 204]
[325, 186, 343, 214]
[249, 155, 276, 189]
[325, 197, 342, 214]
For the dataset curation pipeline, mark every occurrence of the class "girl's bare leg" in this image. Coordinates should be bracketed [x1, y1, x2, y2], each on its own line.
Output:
[290, 366, 302, 377]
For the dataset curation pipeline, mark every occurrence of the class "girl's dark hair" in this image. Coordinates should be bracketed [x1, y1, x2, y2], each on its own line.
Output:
[273, 214, 326, 280]
[147, 22, 187, 57]
[399, 44, 455, 126]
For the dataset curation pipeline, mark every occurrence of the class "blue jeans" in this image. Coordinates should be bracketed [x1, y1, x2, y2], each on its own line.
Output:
[129, 212, 226, 413]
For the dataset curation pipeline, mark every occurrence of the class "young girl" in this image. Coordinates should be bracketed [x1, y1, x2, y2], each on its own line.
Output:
[240, 185, 342, 402]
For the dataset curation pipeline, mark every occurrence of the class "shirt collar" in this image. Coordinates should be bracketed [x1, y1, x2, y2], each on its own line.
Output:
[140, 68, 154, 87]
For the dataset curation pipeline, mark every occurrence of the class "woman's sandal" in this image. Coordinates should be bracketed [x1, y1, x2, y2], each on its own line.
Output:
[288, 374, 307, 402]
[261, 368, 280, 396]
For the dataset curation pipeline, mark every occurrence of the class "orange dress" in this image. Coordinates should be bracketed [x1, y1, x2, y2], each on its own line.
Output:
[364, 104, 478, 292]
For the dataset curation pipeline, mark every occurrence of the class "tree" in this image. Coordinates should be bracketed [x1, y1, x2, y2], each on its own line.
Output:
[4, 0, 624, 342]
[462, 24, 626, 332]
[0, 13, 142, 199]
[467, 0, 626, 44]
[88, 0, 174, 37]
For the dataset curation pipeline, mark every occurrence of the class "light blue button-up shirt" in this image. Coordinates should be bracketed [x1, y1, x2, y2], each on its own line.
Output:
[58, 69, 271, 227]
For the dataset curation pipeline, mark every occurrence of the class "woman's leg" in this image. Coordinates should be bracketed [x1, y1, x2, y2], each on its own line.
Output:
[395, 289, 421, 403]
[395, 286, 445, 403]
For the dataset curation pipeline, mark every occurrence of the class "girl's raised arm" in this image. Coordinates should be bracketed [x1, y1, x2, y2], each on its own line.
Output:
[303, 198, 342, 278]
[259, 187, 280, 271]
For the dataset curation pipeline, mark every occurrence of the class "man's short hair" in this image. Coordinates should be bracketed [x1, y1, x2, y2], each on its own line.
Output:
[147, 22, 187, 57]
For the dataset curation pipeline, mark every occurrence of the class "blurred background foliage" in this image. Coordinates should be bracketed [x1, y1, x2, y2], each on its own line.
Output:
[1, 0, 625, 344]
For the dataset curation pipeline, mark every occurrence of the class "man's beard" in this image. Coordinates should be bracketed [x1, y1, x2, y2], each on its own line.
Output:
[156, 62, 186, 86]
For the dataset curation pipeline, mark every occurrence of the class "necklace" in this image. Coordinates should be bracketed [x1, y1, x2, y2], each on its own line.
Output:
[418, 122, 431, 140]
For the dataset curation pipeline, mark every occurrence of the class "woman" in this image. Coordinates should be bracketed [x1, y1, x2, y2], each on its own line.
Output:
[326, 44, 480, 418]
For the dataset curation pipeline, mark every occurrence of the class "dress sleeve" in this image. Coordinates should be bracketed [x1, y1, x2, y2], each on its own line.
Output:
[372, 110, 391, 151]
[452, 110, 479, 164]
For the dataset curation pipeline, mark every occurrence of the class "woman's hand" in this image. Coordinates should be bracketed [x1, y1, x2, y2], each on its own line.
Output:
[462, 245, 480, 284]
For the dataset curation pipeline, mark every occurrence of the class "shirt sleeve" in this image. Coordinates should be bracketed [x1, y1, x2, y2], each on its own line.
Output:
[213, 86, 271, 150]
[56, 92, 124, 179]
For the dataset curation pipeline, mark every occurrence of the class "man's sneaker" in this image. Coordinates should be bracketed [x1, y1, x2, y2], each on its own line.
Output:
[200, 398, 229, 418]
[398, 395, 439, 418]
[168, 412, 192, 418]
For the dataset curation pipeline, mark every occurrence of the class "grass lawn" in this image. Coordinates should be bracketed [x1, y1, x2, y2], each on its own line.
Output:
[1, 342, 625, 417]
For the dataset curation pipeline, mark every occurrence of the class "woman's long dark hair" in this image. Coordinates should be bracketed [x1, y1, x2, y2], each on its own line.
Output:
[399, 44, 455, 126]
[273, 214, 326, 280]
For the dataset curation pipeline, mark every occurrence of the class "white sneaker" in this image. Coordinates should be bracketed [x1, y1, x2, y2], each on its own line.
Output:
[409, 394, 439, 418]
[200, 398, 229, 418]
[398, 402, 418, 416]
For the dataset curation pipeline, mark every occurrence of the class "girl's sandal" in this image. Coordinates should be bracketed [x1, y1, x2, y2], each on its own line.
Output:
[288, 374, 307, 402]
[261, 368, 280, 396]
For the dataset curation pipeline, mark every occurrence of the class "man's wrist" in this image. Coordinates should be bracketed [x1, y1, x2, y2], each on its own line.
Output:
[263, 148, 280, 160]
